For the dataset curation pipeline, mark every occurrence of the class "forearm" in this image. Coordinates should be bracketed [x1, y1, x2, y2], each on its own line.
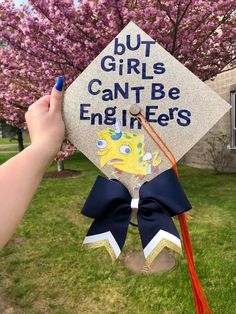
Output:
[0, 144, 54, 249]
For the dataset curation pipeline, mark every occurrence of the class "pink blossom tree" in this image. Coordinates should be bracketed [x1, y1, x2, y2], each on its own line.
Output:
[0, 0, 235, 161]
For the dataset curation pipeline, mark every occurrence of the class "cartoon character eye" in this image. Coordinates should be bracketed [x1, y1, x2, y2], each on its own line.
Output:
[119, 145, 132, 154]
[96, 139, 107, 149]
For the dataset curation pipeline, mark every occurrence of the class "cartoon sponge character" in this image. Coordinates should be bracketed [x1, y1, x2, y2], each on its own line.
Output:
[96, 119, 161, 177]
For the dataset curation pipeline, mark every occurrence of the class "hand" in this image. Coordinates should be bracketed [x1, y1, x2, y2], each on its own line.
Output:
[25, 76, 65, 160]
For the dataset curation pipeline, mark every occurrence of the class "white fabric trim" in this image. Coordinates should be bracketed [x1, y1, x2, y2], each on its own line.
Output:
[131, 198, 139, 209]
[147, 164, 152, 174]
[83, 231, 121, 258]
[143, 229, 181, 258]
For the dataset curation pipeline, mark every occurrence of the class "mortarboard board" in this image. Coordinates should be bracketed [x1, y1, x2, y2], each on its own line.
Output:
[63, 21, 230, 314]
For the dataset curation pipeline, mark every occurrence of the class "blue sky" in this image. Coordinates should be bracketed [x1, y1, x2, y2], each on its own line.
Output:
[14, 0, 27, 6]
[0, 0, 27, 6]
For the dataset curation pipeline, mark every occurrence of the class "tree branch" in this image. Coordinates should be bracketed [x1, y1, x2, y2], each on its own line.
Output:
[188, 5, 235, 56]
[156, 0, 175, 25]
[171, 1, 182, 54]
[114, 1, 124, 31]
[178, 0, 193, 24]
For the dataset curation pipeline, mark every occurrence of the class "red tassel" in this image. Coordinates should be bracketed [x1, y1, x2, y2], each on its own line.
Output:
[179, 213, 212, 314]
[133, 115, 212, 313]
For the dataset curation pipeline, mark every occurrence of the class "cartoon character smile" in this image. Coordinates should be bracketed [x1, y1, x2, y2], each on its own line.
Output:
[96, 119, 162, 179]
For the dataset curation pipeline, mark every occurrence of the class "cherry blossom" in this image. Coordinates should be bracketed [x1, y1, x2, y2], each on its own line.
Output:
[0, 0, 235, 158]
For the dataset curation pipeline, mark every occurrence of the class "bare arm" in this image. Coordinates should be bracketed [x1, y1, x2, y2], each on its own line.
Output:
[0, 77, 65, 249]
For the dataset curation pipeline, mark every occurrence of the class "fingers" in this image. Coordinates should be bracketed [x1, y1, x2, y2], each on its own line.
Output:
[25, 76, 65, 121]
[49, 76, 64, 114]
[26, 95, 51, 116]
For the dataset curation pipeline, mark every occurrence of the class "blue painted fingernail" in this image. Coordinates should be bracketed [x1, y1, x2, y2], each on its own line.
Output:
[55, 76, 64, 91]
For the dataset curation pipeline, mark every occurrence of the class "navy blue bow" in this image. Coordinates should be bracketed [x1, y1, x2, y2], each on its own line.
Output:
[81, 169, 191, 266]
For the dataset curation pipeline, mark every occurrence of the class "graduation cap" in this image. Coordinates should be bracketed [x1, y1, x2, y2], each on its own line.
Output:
[63, 22, 230, 313]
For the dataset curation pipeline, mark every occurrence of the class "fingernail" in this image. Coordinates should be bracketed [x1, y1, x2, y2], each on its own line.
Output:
[55, 76, 64, 91]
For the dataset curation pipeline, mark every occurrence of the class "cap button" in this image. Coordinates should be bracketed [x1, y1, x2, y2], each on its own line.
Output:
[129, 104, 141, 116]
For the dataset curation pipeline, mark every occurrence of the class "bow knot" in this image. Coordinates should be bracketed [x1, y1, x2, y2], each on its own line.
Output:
[81, 169, 191, 266]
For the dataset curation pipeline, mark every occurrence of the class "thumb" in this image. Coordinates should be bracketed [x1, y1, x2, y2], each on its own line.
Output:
[50, 76, 64, 113]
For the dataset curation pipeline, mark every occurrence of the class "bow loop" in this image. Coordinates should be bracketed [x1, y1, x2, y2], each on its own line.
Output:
[81, 169, 191, 266]
[81, 176, 131, 219]
[139, 168, 191, 217]
[138, 198, 166, 217]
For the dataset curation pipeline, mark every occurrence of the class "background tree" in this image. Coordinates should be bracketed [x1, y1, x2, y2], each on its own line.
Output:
[0, 0, 235, 161]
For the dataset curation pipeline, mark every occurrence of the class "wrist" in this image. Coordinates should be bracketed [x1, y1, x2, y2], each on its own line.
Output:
[27, 143, 60, 165]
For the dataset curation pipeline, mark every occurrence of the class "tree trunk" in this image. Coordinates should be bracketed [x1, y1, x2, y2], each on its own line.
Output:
[57, 160, 64, 172]
[17, 128, 24, 152]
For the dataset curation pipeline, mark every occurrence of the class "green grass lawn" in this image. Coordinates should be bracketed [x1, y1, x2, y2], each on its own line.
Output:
[0, 145, 26, 152]
[0, 136, 30, 152]
[0, 135, 30, 145]
[0, 137, 16, 145]
[0, 151, 236, 314]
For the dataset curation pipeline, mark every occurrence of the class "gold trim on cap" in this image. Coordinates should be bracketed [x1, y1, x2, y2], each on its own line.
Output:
[83, 240, 117, 262]
[146, 239, 182, 267]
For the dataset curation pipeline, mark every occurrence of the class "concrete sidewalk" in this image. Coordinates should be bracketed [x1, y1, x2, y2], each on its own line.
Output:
[0, 143, 30, 147]
[0, 151, 18, 154]
[0, 143, 30, 154]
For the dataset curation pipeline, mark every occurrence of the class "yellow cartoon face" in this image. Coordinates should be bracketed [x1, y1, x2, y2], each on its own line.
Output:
[97, 129, 144, 168]
[96, 128, 161, 176]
